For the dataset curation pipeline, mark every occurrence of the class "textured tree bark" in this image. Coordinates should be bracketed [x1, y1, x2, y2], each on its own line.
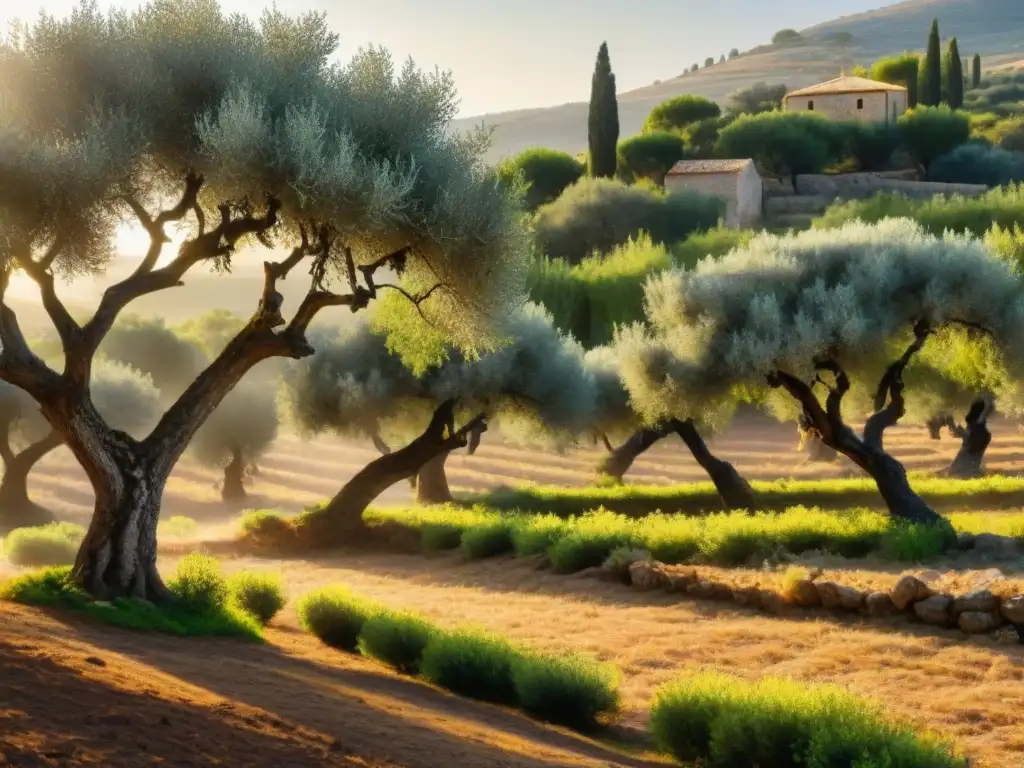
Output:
[221, 447, 246, 500]
[306, 400, 486, 546]
[0, 430, 61, 530]
[596, 425, 672, 482]
[673, 419, 756, 511]
[946, 399, 992, 479]
[415, 452, 453, 504]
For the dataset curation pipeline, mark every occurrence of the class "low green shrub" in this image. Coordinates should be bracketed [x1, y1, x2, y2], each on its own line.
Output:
[459, 521, 514, 559]
[297, 586, 378, 651]
[167, 552, 229, 611]
[227, 571, 286, 625]
[508, 513, 567, 557]
[420, 522, 464, 552]
[649, 672, 963, 768]
[2, 522, 84, 566]
[511, 651, 620, 729]
[158, 515, 199, 541]
[358, 609, 435, 674]
[420, 628, 521, 704]
[1, 564, 262, 640]
[238, 509, 296, 544]
[547, 510, 634, 573]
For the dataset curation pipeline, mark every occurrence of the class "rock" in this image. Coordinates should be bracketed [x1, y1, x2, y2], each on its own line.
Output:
[785, 579, 821, 607]
[84, 656, 106, 667]
[890, 575, 935, 610]
[686, 580, 732, 601]
[913, 595, 953, 626]
[992, 626, 1022, 645]
[628, 560, 669, 590]
[971, 534, 1020, 557]
[758, 591, 790, 615]
[865, 591, 897, 618]
[958, 611, 1004, 635]
[952, 589, 998, 617]
[815, 581, 865, 611]
[1000, 596, 1024, 624]
[664, 568, 698, 592]
[967, 568, 1004, 590]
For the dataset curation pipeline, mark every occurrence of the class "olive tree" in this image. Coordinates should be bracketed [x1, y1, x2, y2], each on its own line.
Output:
[618, 219, 1024, 527]
[282, 303, 592, 527]
[0, 362, 160, 529]
[99, 315, 208, 401]
[586, 346, 755, 510]
[0, 2, 525, 599]
[190, 382, 279, 500]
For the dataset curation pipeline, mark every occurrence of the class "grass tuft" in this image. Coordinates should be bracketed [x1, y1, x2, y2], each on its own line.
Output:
[296, 586, 378, 651]
[511, 651, 620, 729]
[420, 627, 521, 704]
[227, 571, 287, 625]
[358, 609, 435, 674]
[649, 671, 964, 768]
[2, 522, 84, 566]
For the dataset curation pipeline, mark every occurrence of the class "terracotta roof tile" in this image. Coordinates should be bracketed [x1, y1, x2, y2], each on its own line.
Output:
[785, 74, 908, 97]
[666, 159, 753, 176]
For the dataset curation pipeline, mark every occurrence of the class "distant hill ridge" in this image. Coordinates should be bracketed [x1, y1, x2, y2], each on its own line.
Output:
[451, 0, 1024, 162]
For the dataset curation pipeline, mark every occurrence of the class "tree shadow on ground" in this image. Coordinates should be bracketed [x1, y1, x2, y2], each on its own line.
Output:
[4, 605, 663, 768]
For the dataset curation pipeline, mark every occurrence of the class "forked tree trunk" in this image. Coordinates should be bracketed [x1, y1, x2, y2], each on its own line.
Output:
[221, 447, 246, 500]
[596, 425, 672, 482]
[415, 452, 453, 504]
[0, 431, 62, 531]
[674, 419, 756, 511]
[946, 399, 992, 479]
[305, 400, 486, 546]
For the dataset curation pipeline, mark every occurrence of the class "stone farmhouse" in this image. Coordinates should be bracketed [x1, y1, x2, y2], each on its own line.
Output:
[783, 73, 909, 124]
[665, 159, 763, 229]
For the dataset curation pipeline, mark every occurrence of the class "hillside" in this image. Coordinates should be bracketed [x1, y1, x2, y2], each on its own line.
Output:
[453, 0, 1024, 162]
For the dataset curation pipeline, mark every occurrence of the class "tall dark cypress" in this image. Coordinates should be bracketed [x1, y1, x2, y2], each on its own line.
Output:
[588, 42, 619, 178]
[946, 38, 964, 109]
[972, 53, 982, 88]
[919, 18, 942, 106]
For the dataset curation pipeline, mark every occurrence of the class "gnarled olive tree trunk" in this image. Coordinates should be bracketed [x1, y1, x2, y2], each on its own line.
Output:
[415, 452, 453, 504]
[306, 400, 486, 545]
[674, 419, 756, 511]
[0, 427, 62, 530]
[945, 399, 992, 478]
[768, 325, 949, 529]
[596, 424, 673, 482]
[221, 447, 246, 500]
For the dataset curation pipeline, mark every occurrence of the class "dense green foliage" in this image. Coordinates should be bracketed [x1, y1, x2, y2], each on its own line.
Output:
[421, 628, 520, 703]
[814, 185, 1024, 238]
[946, 38, 964, 110]
[532, 178, 722, 264]
[227, 571, 287, 625]
[842, 121, 901, 171]
[715, 112, 835, 183]
[964, 71, 1024, 117]
[643, 95, 720, 133]
[297, 586, 377, 651]
[2, 522, 84, 566]
[358, 609, 435, 674]
[588, 42, 619, 178]
[871, 54, 920, 107]
[511, 651, 620, 729]
[725, 82, 787, 116]
[928, 143, 1024, 186]
[897, 106, 971, 171]
[649, 672, 962, 768]
[1, 560, 262, 639]
[495, 148, 584, 212]
[616, 132, 684, 184]
[919, 19, 942, 107]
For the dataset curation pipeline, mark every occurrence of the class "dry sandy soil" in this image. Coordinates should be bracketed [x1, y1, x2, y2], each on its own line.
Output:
[5, 416, 1024, 767]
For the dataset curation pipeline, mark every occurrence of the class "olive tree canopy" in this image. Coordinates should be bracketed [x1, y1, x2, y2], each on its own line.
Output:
[0, 0, 527, 599]
[618, 219, 1024, 525]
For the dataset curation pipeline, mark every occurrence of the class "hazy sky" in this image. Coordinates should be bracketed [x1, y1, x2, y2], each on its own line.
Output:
[10, 0, 900, 117]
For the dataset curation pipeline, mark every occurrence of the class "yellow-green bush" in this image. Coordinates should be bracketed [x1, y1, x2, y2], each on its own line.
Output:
[296, 586, 378, 651]
[227, 570, 286, 625]
[511, 651, 620, 728]
[420, 627, 522, 704]
[358, 609, 435, 674]
[2, 522, 84, 566]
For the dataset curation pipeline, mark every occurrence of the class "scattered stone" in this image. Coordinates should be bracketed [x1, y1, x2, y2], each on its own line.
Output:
[1000, 596, 1024, 624]
[992, 626, 1021, 645]
[865, 591, 897, 618]
[958, 611, 1005, 635]
[815, 581, 865, 611]
[967, 568, 1004, 590]
[758, 590, 790, 615]
[952, 589, 998, 617]
[686, 580, 732, 601]
[784, 579, 821, 607]
[971, 534, 1020, 556]
[913, 595, 953, 626]
[628, 560, 670, 590]
[890, 575, 934, 610]
[665, 569, 698, 592]
[84, 656, 106, 667]
[917, 570, 942, 583]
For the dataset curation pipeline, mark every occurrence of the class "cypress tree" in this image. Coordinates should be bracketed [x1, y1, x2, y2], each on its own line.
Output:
[588, 42, 619, 178]
[946, 37, 964, 109]
[972, 53, 982, 88]
[919, 18, 942, 106]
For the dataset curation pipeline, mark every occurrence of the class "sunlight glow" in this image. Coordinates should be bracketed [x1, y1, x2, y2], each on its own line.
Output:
[114, 221, 189, 266]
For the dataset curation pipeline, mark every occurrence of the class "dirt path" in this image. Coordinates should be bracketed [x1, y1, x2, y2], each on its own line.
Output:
[192, 551, 1024, 768]
[0, 603, 665, 768]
